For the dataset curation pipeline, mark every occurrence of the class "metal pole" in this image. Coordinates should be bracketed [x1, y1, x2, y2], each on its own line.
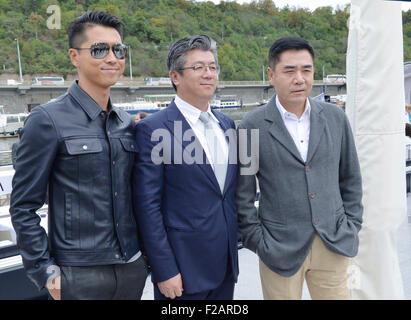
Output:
[128, 45, 133, 80]
[262, 65, 265, 83]
[15, 38, 23, 83]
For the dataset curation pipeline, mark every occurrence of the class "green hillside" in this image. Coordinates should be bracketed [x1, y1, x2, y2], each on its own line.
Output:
[0, 0, 410, 80]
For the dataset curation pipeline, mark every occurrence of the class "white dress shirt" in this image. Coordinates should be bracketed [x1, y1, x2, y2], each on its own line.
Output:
[174, 95, 228, 168]
[276, 95, 311, 162]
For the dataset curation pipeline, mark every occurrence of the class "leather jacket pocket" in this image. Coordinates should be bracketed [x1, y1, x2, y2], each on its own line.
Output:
[119, 138, 138, 154]
[119, 138, 138, 169]
[64, 138, 102, 155]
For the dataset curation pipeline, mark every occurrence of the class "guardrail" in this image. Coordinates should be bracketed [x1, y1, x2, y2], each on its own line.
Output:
[0, 79, 345, 87]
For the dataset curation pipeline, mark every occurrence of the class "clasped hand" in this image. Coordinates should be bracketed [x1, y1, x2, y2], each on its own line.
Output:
[157, 273, 183, 299]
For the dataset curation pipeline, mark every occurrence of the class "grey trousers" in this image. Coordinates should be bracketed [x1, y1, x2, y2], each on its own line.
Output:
[60, 255, 148, 300]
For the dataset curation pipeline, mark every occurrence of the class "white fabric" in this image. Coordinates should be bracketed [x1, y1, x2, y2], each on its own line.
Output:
[346, 0, 406, 299]
[275, 96, 311, 162]
[174, 95, 228, 169]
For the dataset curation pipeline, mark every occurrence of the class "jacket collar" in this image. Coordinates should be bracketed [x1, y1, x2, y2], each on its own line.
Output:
[165, 100, 232, 194]
[68, 80, 124, 122]
[166, 99, 230, 135]
[265, 95, 325, 164]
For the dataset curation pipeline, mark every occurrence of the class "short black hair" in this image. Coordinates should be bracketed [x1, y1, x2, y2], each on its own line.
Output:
[167, 34, 218, 91]
[268, 36, 315, 69]
[68, 11, 124, 49]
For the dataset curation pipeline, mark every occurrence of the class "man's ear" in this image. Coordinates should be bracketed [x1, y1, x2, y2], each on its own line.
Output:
[267, 66, 274, 82]
[169, 70, 180, 88]
[68, 48, 79, 68]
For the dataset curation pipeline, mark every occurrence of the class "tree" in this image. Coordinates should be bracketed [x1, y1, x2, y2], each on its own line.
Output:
[28, 12, 44, 40]
[0, 0, 408, 80]
[256, 0, 277, 15]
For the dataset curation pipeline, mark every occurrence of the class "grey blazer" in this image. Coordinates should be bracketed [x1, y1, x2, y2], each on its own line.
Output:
[236, 96, 363, 277]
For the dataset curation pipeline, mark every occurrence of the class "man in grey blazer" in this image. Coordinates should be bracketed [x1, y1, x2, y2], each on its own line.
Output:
[236, 36, 363, 300]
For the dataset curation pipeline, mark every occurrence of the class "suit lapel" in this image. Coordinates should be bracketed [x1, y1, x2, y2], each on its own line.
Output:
[306, 98, 326, 164]
[165, 101, 193, 152]
[265, 96, 305, 164]
[166, 102, 221, 192]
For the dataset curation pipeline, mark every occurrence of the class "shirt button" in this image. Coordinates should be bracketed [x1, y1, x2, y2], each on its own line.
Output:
[82, 145, 88, 150]
[114, 192, 118, 197]
[112, 161, 116, 165]
[313, 219, 319, 225]
[310, 193, 316, 199]
[115, 254, 120, 259]
[107, 131, 111, 135]
[306, 166, 311, 172]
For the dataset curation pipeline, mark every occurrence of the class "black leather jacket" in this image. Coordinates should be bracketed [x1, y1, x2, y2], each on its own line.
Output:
[10, 81, 141, 290]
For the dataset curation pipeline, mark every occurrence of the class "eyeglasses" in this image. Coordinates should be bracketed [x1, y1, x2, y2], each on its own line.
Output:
[73, 42, 127, 59]
[178, 64, 220, 74]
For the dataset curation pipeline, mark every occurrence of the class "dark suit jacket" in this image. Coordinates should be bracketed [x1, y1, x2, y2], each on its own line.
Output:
[133, 101, 239, 294]
[236, 96, 363, 277]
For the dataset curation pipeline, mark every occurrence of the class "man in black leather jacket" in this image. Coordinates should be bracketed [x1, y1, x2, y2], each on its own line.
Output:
[10, 11, 148, 300]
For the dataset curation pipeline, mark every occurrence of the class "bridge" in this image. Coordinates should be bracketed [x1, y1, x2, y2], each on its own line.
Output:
[0, 80, 346, 113]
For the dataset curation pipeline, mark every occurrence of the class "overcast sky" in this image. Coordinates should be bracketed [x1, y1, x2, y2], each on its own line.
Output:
[196, 0, 411, 11]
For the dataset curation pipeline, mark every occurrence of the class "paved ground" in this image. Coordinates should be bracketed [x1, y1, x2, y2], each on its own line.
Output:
[141, 198, 411, 300]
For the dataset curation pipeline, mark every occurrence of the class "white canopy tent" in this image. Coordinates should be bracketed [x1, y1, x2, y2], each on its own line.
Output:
[346, 0, 407, 299]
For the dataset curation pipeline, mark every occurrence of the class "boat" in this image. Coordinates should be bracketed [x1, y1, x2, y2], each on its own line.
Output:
[113, 98, 159, 115]
[0, 106, 28, 136]
[329, 94, 346, 104]
[144, 94, 176, 109]
[210, 95, 242, 109]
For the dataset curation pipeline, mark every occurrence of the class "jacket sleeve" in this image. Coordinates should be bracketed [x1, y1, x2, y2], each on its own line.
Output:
[235, 120, 263, 253]
[133, 120, 179, 283]
[339, 114, 363, 232]
[9, 107, 59, 290]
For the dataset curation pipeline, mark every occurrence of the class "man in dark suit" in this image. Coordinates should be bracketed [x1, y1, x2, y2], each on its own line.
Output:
[236, 36, 363, 300]
[133, 34, 238, 300]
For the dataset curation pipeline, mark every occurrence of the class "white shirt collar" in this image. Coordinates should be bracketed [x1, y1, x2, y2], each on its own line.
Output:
[175, 95, 220, 124]
[275, 95, 311, 121]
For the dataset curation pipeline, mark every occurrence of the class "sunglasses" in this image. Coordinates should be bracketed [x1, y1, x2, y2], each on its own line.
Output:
[73, 42, 127, 59]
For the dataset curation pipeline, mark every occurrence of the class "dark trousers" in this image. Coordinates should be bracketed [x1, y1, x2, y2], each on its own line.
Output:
[154, 267, 235, 300]
[60, 255, 148, 300]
